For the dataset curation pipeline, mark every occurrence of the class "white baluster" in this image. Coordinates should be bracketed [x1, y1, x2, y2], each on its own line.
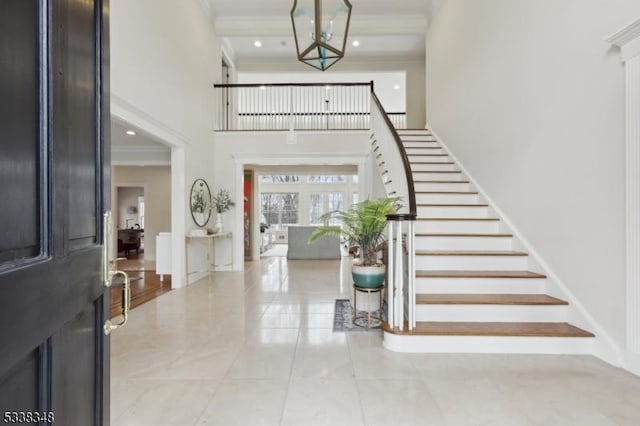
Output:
[395, 220, 404, 331]
[387, 221, 394, 328]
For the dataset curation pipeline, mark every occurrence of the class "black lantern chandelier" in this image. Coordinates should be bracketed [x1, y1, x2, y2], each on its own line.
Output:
[290, 0, 352, 71]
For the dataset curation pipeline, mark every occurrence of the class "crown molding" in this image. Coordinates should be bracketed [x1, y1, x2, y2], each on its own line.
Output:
[608, 18, 640, 62]
[215, 15, 428, 37]
[112, 145, 170, 153]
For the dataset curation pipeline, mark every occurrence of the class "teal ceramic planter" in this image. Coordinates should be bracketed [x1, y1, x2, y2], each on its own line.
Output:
[352, 264, 386, 288]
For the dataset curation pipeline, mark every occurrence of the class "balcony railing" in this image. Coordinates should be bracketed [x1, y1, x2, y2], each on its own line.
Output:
[214, 82, 406, 131]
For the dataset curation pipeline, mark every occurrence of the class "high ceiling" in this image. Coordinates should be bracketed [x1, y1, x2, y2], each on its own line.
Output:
[203, 0, 438, 65]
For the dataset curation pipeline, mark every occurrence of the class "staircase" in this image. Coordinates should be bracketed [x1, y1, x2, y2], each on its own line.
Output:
[382, 129, 595, 354]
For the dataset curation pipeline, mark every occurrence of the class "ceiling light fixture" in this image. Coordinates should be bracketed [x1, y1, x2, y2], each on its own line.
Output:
[254, 40, 262, 47]
[290, 0, 352, 71]
[393, 84, 400, 90]
[352, 40, 360, 47]
[126, 130, 136, 136]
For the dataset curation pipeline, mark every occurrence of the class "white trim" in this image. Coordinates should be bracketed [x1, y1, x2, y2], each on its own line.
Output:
[111, 94, 189, 148]
[428, 125, 622, 366]
[609, 19, 640, 374]
[214, 15, 428, 37]
[383, 332, 594, 355]
[232, 152, 369, 271]
[110, 94, 188, 288]
[608, 19, 640, 62]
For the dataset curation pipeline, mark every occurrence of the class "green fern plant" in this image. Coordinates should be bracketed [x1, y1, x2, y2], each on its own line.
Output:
[308, 197, 401, 266]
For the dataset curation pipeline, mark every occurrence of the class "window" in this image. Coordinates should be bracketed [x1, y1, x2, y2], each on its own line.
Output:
[261, 192, 299, 230]
[307, 175, 346, 184]
[309, 192, 344, 225]
[259, 175, 300, 184]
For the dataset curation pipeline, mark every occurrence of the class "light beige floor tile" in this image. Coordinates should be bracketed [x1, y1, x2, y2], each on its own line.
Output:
[196, 379, 288, 425]
[297, 329, 348, 348]
[424, 378, 532, 426]
[111, 259, 640, 426]
[357, 379, 447, 426]
[281, 378, 364, 425]
[115, 379, 219, 426]
[291, 347, 355, 379]
[226, 347, 295, 379]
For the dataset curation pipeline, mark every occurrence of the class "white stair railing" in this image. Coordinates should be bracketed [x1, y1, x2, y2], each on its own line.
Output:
[214, 82, 407, 131]
[370, 91, 417, 330]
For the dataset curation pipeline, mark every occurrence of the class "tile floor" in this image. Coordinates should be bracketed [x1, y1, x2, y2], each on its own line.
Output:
[111, 257, 640, 426]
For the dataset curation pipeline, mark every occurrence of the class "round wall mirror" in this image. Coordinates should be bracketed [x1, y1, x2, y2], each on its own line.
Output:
[190, 178, 212, 227]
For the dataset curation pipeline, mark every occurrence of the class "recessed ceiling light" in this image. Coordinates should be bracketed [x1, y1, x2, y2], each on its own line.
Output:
[393, 84, 401, 90]
[126, 130, 136, 136]
[260, 85, 267, 90]
[254, 40, 262, 48]
[352, 40, 360, 47]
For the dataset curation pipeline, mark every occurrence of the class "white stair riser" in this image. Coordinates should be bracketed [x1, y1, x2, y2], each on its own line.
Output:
[415, 254, 529, 271]
[415, 305, 567, 322]
[416, 193, 478, 204]
[415, 277, 547, 294]
[412, 172, 464, 182]
[411, 163, 458, 172]
[407, 154, 451, 163]
[415, 235, 513, 251]
[414, 182, 471, 192]
[417, 205, 489, 217]
[383, 333, 593, 354]
[415, 220, 498, 233]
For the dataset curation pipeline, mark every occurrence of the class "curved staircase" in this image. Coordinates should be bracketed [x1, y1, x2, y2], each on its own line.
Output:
[381, 129, 595, 354]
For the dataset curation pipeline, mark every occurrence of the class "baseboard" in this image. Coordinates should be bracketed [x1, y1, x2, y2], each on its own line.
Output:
[427, 124, 623, 367]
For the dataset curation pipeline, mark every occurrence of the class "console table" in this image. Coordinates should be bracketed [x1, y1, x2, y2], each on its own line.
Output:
[185, 232, 233, 284]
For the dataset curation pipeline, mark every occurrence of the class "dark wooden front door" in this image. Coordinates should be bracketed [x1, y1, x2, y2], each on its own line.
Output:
[0, 0, 111, 424]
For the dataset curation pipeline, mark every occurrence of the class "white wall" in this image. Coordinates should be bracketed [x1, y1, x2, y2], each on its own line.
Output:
[111, 0, 223, 285]
[112, 166, 171, 261]
[213, 131, 373, 267]
[426, 0, 640, 349]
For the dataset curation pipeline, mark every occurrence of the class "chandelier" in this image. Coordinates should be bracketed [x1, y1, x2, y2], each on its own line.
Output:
[290, 0, 352, 71]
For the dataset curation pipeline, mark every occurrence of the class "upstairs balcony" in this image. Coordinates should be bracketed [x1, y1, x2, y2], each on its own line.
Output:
[214, 82, 406, 131]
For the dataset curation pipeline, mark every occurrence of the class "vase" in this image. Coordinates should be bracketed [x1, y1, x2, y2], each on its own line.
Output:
[214, 213, 223, 234]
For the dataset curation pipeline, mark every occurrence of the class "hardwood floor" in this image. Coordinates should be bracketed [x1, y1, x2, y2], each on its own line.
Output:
[110, 255, 172, 319]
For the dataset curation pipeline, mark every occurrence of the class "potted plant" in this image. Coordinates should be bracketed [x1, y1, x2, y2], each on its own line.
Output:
[308, 197, 400, 288]
[212, 188, 235, 233]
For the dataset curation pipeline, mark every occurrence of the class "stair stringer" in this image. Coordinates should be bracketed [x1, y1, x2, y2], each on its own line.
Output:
[426, 125, 622, 367]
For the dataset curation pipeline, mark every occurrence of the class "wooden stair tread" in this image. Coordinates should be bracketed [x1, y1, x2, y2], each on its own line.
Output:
[416, 294, 567, 305]
[383, 322, 594, 337]
[416, 233, 513, 237]
[416, 270, 547, 278]
[415, 250, 527, 256]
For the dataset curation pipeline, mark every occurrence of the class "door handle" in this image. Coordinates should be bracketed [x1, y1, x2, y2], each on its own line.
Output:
[102, 211, 131, 335]
[103, 270, 130, 335]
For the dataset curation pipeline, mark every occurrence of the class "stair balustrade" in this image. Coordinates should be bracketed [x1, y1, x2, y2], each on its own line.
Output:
[213, 82, 406, 131]
[370, 91, 417, 331]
